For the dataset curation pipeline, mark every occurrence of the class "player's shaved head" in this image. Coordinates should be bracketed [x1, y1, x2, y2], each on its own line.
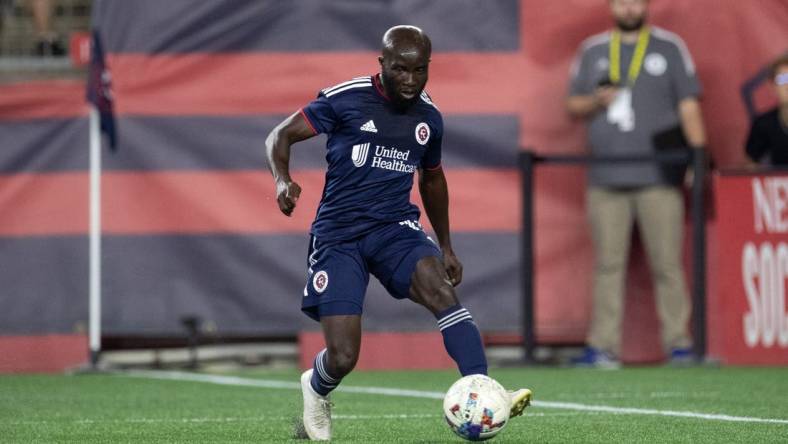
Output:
[381, 25, 432, 58]
[378, 25, 432, 111]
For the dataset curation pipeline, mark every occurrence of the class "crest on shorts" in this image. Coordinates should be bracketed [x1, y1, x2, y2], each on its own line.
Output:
[415, 122, 430, 146]
[313, 270, 329, 294]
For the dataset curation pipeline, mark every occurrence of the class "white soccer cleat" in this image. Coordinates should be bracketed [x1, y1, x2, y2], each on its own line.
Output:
[301, 369, 332, 441]
[508, 388, 532, 418]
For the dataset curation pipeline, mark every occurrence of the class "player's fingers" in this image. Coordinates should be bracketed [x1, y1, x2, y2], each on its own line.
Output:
[446, 263, 462, 287]
[451, 269, 462, 286]
[284, 198, 296, 216]
[451, 271, 462, 287]
[277, 195, 295, 216]
[452, 261, 462, 287]
[289, 183, 302, 201]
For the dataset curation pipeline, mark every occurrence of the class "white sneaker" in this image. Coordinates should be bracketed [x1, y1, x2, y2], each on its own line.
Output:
[301, 369, 332, 441]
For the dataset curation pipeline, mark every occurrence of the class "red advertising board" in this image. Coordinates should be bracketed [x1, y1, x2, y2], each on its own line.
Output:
[710, 172, 788, 365]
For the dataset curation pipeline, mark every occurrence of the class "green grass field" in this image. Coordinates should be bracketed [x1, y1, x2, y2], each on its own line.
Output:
[1, 366, 787, 443]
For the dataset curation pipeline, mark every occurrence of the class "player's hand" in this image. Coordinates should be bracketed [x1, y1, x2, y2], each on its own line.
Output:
[594, 86, 619, 108]
[443, 249, 463, 287]
[276, 180, 301, 216]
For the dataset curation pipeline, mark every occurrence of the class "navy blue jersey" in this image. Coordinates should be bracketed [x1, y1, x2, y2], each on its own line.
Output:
[301, 74, 443, 243]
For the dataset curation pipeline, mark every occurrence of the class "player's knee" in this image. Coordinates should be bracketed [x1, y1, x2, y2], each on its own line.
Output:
[327, 345, 358, 378]
[421, 280, 457, 315]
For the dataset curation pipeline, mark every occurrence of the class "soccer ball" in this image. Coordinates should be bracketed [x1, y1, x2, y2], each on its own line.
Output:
[443, 374, 510, 441]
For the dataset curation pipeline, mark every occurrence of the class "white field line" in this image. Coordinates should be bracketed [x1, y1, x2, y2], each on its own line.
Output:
[4, 414, 440, 426]
[119, 370, 788, 426]
[4, 412, 583, 427]
[559, 391, 721, 399]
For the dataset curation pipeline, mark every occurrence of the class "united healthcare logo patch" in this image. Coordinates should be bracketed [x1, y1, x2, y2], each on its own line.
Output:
[351, 143, 370, 167]
[415, 122, 430, 146]
[313, 270, 329, 294]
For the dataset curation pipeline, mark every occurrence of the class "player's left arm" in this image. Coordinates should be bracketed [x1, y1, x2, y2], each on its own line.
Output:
[419, 166, 462, 286]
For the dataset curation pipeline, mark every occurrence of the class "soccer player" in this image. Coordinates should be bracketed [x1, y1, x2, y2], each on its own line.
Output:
[265, 25, 531, 440]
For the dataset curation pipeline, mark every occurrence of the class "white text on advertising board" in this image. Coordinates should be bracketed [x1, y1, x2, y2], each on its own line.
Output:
[742, 178, 788, 349]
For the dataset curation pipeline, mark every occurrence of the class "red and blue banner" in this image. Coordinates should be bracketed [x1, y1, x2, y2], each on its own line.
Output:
[0, 1, 786, 360]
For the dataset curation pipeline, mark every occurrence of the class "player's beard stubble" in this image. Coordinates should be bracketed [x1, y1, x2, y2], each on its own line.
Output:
[381, 71, 423, 112]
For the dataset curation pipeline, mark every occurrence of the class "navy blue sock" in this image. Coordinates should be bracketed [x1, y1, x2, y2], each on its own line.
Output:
[310, 348, 341, 396]
[436, 304, 488, 376]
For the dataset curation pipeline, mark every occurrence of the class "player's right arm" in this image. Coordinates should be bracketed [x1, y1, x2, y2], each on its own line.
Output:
[265, 110, 317, 216]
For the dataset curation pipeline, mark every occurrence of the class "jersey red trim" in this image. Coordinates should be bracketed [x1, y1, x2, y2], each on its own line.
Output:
[299, 108, 318, 134]
[373, 73, 390, 101]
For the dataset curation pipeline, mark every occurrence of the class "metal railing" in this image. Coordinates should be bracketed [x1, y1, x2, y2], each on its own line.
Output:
[0, 0, 91, 56]
[519, 148, 707, 363]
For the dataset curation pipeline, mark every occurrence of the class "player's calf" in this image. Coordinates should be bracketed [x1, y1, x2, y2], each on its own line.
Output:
[310, 348, 344, 396]
[435, 304, 488, 376]
[311, 314, 361, 395]
[324, 344, 358, 379]
[409, 258, 488, 376]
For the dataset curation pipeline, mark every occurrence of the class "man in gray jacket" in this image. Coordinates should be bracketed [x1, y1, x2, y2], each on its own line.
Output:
[567, 0, 706, 367]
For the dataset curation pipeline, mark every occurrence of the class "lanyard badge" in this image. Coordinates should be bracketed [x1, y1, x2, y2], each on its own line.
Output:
[609, 27, 651, 86]
[607, 27, 649, 132]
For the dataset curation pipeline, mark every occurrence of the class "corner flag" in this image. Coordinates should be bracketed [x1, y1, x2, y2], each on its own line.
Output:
[86, 29, 116, 149]
[85, 28, 116, 368]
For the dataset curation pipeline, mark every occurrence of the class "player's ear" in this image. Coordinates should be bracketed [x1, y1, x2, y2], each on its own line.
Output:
[378, 55, 385, 67]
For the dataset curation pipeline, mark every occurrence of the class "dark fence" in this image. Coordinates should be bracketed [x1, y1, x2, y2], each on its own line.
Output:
[519, 149, 708, 362]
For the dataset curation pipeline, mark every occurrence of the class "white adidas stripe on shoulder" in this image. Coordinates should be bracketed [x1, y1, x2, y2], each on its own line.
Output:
[420, 91, 438, 109]
[651, 27, 696, 75]
[325, 82, 372, 97]
[322, 76, 372, 95]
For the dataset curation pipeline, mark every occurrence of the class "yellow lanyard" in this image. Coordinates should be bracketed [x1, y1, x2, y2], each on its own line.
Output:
[609, 27, 650, 86]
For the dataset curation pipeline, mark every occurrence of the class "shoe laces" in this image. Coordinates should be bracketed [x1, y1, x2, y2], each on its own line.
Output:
[311, 397, 333, 428]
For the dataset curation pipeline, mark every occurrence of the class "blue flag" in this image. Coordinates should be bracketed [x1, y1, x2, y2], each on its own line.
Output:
[86, 29, 117, 149]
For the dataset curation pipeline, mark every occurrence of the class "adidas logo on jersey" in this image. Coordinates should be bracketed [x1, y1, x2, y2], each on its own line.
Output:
[360, 120, 378, 133]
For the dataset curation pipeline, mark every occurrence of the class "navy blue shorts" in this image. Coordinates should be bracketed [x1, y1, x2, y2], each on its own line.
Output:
[301, 220, 442, 321]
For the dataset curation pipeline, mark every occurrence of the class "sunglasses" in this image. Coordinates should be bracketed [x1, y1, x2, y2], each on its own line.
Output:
[776, 72, 788, 86]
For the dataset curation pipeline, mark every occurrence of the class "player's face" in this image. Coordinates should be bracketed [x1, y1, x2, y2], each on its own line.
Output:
[610, 0, 648, 31]
[775, 65, 788, 106]
[379, 48, 429, 109]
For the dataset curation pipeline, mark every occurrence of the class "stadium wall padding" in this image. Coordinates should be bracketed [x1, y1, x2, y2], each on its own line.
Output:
[0, 1, 787, 354]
